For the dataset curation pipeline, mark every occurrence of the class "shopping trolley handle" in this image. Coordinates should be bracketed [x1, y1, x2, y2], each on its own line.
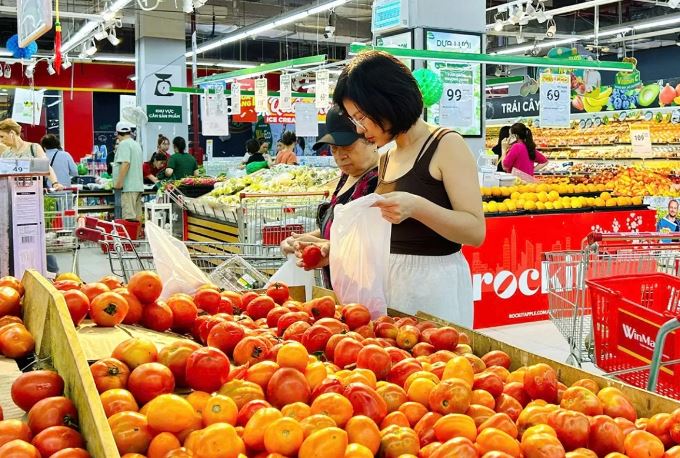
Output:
[587, 232, 674, 244]
[239, 191, 330, 199]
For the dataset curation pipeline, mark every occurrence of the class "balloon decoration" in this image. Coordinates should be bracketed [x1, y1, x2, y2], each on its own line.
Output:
[413, 68, 444, 107]
[5, 35, 38, 59]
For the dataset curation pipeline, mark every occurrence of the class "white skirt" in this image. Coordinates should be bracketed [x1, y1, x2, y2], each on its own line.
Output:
[386, 251, 474, 328]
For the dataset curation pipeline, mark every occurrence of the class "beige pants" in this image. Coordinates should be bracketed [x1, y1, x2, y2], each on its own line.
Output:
[121, 192, 142, 221]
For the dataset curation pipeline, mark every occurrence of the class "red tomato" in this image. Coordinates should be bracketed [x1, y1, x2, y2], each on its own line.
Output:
[50, 448, 91, 458]
[524, 363, 558, 403]
[89, 292, 129, 327]
[61, 290, 89, 326]
[232, 336, 270, 366]
[386, 358, 422, 387]
[343, 382, 388, 424]
[166, 294, 198, 332]
[0, 276, 24, 297]
[276, 311, 310, 336]
[266, 367, 311, 409]
[193, 288, 222, 314]
[141, 300, 173, 332]
[311, 377, 344, 400]
[589, 415, 625, 457]
[157, 340, 202, 388]
[191, 315, 213, 342]
[31, 426, 84, 457]
[80, 282, 110, 303]
[90, 358, 130, 393]
[282, 321, 311, 342]
[0, 286, 21, 317]
[0, 420, 33, 447]
[11, 370, 64, 412]
[333, 337, 364, 369]
[246, 296, 276, 320]
[207, 321, 245, 356]
[0, 439, 41, 457]
[237, 400, 272, 427]
[427, 327, 460, 351]
[111, 337, 158, 370]
[301, 245, 322, 268]
[0, 324, 35, 359]
[127, 362, 175, 405]
[27, 396, 78, 434]
[215, 296, 234, 315]
[185, 347, 231, 393]
[301, 325, 333, 354]
[127, 270, 162, 304]
[547, 409, 590, 451]
[99, 275, 122, 290]
[342, 304, 371, 330]
[356, 344, 392, 380]
[266, 282, 289, 305]
[53, 280, 81, 292]
[241, 291, 259, 310]
[114, 288, 144, 325]
[304, 296, 336, 320]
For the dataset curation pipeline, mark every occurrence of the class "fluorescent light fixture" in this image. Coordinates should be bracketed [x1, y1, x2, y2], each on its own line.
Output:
[494, 36, 579, 55]
[91, 54, 135, 62]
[274, 11, 310, 26]
[108, 29, 121, 46]
[634, 15, 680, 30]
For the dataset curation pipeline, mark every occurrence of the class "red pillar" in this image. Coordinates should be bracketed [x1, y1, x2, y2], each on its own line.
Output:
[62, 92, 94, 162]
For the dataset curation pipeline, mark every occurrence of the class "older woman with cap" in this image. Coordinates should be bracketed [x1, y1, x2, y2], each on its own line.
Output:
[280, 104, 379, 287]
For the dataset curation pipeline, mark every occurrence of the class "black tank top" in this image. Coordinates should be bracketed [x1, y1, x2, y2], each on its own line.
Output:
[376, 128, 461, 256]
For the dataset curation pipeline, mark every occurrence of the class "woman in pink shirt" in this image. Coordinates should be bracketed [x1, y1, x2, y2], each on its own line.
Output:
[501, 123, 548, 176]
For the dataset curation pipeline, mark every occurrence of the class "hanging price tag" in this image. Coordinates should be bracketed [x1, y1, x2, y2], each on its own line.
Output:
[230, 81, 241, 115]
[539, 73, 570, 128]
[295, 103, 319, 137]
[201, 93, 230, 137]
[630, 127, 652, 157]
[315, 69, 330, 109]
[438, 69, 474, 130]
[254, 78, 268, 113]
[279, 74, 292, 111]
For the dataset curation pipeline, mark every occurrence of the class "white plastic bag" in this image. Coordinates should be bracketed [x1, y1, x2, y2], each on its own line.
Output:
[267, 255, 315, 301]
[145, 222, 210, 299]
[330, 194, 391, 318]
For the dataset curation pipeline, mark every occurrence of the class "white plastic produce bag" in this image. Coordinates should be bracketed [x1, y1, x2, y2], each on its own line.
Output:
[330, 194, 391, 318]
[267, 255, 315, 301]
[145, 222, 211, 299]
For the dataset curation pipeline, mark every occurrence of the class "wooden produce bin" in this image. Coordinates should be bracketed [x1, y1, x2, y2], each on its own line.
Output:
[22, 270, 119, 458]
[311, 286, 680, 418]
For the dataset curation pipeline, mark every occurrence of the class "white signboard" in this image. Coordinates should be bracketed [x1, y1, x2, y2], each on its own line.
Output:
[255, 78, 268, 113]
[315, 70, 330, 109]
[12, 88, 44, 125]
[630, 126, 652, 156]
[201, 93, 230, 137]
[279, 74, 292, 112]
[295, 103, 319, 137]
[230, 81, 241, 115]
[17, 0, 52, 47]
[539, 73, 571, 128]
[376, 31, 413, 68]
[439, 69, 474, 131]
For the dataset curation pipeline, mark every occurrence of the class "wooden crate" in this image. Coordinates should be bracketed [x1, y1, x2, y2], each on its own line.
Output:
[310, 286, 680, 418]
[22, 270, 119, 458]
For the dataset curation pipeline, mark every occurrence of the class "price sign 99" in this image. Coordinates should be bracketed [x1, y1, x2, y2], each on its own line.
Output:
[446, 87, 463, 102]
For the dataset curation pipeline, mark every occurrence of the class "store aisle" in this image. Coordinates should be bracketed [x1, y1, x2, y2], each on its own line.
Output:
[52, 246, 115, 282]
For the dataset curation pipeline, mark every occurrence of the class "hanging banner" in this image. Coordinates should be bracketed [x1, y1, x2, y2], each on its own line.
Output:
[12, 88, 44, 125]
[230, 81, 241, 116]
[279, 74, 292, 112]
[539, 73, 571, 128]
[295, 103, 319, 137]
[255, 78, 268, 113]
[201, 93, 229, 137]
[233, 79, 256, 123]
[439, 68, 474, 132]
[315, 70, 330, 109]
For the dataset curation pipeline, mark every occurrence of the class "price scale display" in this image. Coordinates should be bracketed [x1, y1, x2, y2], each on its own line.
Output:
[539, 73, 571, 128]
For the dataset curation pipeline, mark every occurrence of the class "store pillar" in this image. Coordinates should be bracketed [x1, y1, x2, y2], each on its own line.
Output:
[135, 9, 189, 159]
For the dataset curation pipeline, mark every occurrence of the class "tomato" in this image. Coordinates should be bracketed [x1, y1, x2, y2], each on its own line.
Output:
[283, 320, 312, 342]
[589, 415, 625, 457]
[0, 439, 41, 457]
[11, 370, 64, 411]
[191, 422, 246, 458]
[301, 325, 333, 354]
[141, 300, 173, 332]
[503, 382, 530, 407]
[0, 276, 24, 297]
[345, 416, 381, 455]
[0, 324, 35, 358]
[266, 282, 289, 305]
[301, 245, 322, 269]
[428, 378, 471, 415]
[233, 336, 270, 366]
[80, 282, 110, 302]
[333, 337, 364, 369]
[478, 412, 518, 439]
[236, 399, 272, 426]
[277, 311, 310, 336]
[31, 426, 84, 457]
[145, 394, 196, 434]
[50, 448, 91, 458]
[246, 296, 276, 321]
[53, 280, 82, 292]
[356, 344, 392, 380]
[624, 429, 664, 458]
[193, 288, 222, 314]
[266, 367, 311, 409]
[99, 388, 139, 418]
[165, 294, 198, 332]
[473, 372, 504, 398]
[523, 363, 558, 403]
[264, 416, 304, 456]
[89, 291, 129, 327]
[127, 270, 162, 304]
[342, 304, 371, 330]
[304, 296, 336, 320]
[108, 411, 154, 454]
[645, 413, 673, 448]
[90, 358, 130, 393]
[387, 358, 422, 387]
[481, 350, 512, 369]
[99, 275, 123, 290]
[547, 409, 589, 451]
[0, 315, 23, 330]
[343, 382, 388, 424]
[205, 321, 244, 357]
[127, 362, 175, 405]
[114, 288, 144, 325]
[429, 437, 478, 458]
[27, 396, 78, 434]
[0, 420, 33, 446]
[521, 432, 566, 458]
[185, 347, 231, 393]
[380, 425, 420, 458]
[157, 340, 201, 387]
[299, 426, 347, 458]
[221, 290, 243, 310]
[560, 386, 603, 416]
[219, 380, 265, 410]
[61, 290, 90, 326]
[597, 387, 637, 423]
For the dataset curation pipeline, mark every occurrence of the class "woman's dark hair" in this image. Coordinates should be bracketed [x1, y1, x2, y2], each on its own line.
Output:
[510, 123, 537, 160]
[333, 51, 423, 137]
[173, 136, 187, 153]
[297, 137, 306, 150]
[280, 131, 296, 147]
[148, 152, 168, 165]
[495, 126, 511, 151]
[40, 134, 61, 150]
[157, 134, 169, 148]
[245, 139, 260, 154]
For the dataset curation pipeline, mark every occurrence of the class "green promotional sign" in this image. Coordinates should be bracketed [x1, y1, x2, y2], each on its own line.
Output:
[146, 105, 183, 123]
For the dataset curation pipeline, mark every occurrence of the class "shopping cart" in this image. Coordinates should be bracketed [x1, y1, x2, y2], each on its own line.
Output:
[44, 189, 79, 253]
[543, 232, 680, 367]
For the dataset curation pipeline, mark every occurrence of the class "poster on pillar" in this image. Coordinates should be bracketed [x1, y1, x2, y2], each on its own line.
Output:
[424, 29, 482, 137]
[142, 65, 184, 118]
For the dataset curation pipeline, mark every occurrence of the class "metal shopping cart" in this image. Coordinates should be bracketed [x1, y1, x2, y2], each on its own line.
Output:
[44, 189, 79, 273]
[543, 232, 680, 367]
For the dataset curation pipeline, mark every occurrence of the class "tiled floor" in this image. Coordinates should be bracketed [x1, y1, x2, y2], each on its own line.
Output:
[52, 245, 605, 375]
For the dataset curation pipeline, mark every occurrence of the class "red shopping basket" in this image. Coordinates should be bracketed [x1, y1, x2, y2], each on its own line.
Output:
[586, 273, 680, 398]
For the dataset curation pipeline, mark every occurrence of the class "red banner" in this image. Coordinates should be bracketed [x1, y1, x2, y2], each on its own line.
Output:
[232, 79, 257, 123]
[464, 209, 657, 329]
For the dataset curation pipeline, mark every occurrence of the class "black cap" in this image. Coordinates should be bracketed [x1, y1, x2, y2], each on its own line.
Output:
[313, 105, 361, 150]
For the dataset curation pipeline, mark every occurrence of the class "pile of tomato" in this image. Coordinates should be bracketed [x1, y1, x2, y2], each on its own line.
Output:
[0, 276, 34, 359]
[60, 272, 680, 458]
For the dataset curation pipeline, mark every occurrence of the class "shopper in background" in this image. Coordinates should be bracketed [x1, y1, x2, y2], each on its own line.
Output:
[113, 121, 144, 221]
[143, 152, 168, 185]
[259, 140, 271, 155]
[107, 137, 119, 176]
[296, 137, 306, 157]
[501, 122, 548, 177]
[491, 125, 511, 172]
[297, 51, 485, 327]
[0, 119, 64, 190]
[282, 105, 379, 288]
[156, 134, 170, 157]
[165, 136, 198, 180]
[242, 138, 271, 167]
[40, 134, 78, 188]
[275, 131, 299, 165]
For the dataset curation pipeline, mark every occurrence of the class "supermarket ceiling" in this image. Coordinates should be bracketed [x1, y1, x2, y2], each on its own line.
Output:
[0, 0, 678, 65]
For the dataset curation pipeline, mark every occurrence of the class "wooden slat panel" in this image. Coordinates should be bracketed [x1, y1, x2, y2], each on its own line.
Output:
[186, 228, 240, 244]
[187, 215, 239, 235]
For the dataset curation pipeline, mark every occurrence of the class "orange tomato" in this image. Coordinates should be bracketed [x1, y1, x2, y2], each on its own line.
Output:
[376, 383, 408, 413]
[100, 389, 139, 418]
[310, 393, 354, 427]
[202, 394, 238, 426]
[347, 369, 378, 390]
[565, 449, 598, 458]
[108, 412, 154, 455]
[300, 414, 337, 438]
[147, 432, 181, 458]
[428, 378, 472, 415]
[146, 394, 196, 433]
[263, 417, 304, 456]
[478, 413, 518, 439]
[298, 427, 348, 458]
[186, 391, 211, 417]
[164, 448, 194, 457]
[407, 378, 437, 406]
[344, 443, 374, 458]
[245, 361, 280, 389]
[466, 404, 495, 427]
[441, 356, 474, 386]
[380, 425, 420, 458]
[434, 413, 477, 442]
[242, 407, 283, 451]
[380, 411, 410, 429]
[398, 402, 428, 427]
[345, 415, 381, 455]
[430, 437, 478, 458]
[304, 361, 328, 390]
[520, 433, 565, 458]
[276, 341, 309, 371]
[189, 423, 245, 458]
[281, 402, 312, 422]
[471, 390, 496, 410]
[476, 428, 520, 457]
[624, 430, 664, 458]
[218, 380, 265, 410]
[404, 372, 440, 392]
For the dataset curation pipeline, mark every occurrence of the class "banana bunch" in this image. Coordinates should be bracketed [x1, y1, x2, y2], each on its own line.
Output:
[583, 86, 612, 113]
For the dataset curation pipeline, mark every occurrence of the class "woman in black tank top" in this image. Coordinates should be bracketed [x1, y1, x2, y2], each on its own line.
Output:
[330, 51, 486, 328]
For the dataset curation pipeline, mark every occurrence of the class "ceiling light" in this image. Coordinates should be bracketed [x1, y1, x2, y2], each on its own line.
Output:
[62, 56, 72, 70]
[4, 64, 10, 78]
[85, 39, 98, 56]
[108, 28, 120, 46]
[517, 28, 527, 44]
[635, 15, 680, 30]
[25, 63, 35, 79]
[494, 12, 505, 31]
[546, 19, 557, 38]
[94, 25, 108, 41]
[46, 59, 56, 75]
[61, 0, 132, 53]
